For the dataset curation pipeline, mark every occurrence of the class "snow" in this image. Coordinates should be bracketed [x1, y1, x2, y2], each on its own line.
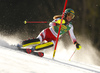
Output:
[0, 37, 100, 73]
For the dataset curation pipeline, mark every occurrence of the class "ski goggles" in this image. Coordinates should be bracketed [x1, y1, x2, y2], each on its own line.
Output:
[67, 13, 75, 19]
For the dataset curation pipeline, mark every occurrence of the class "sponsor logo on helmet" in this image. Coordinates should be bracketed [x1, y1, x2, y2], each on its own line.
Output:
[70, 10, 74, 14]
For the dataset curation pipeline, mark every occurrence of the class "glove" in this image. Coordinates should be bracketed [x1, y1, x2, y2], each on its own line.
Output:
[74, 42, 82, 50]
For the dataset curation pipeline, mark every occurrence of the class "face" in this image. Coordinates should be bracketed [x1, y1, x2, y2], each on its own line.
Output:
[66, 16, 72, 22]
[66, 13, 75, 22]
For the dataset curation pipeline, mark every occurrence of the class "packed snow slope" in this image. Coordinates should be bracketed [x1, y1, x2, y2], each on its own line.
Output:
[0, 38, 100, 73]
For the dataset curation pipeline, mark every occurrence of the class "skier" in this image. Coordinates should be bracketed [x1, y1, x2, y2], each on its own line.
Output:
[18, 8, 81, 53]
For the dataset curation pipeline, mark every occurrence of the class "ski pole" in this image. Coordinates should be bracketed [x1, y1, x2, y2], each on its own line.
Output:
[24, 21, 48, 24]
[52, 0, 68, 59]
[69, 49, 77, 61]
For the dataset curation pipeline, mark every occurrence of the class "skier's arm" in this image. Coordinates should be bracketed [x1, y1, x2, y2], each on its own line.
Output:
[68, 25, 81, 50]
[68, 25, 77, 44]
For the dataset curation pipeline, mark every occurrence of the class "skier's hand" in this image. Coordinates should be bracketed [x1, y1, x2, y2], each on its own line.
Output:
[74, 42, 81, 50]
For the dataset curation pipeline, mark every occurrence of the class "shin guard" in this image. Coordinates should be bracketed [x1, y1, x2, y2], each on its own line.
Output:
[35, 42, 54, 50]
[22, 38, 40, 47]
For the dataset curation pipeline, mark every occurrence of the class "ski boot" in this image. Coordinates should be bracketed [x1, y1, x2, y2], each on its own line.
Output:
[26, 46, 35, 54]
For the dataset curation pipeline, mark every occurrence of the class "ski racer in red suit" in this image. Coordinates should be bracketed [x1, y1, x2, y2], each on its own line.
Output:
[20, 8, 82, 52]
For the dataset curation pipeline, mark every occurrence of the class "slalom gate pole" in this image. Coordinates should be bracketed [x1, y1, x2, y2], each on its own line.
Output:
[69, 49, 77, 61]
[52, 0, 68, 59]
[24, 21, 48, 24]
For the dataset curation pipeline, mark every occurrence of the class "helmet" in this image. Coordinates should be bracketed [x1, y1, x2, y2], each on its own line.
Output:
[64, 8, 75, 19]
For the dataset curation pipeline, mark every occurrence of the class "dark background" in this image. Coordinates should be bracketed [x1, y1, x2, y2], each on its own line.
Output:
[0, 0, 100, 50]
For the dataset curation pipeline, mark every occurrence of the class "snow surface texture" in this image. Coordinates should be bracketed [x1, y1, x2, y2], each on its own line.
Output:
[0, 35, 100, 73]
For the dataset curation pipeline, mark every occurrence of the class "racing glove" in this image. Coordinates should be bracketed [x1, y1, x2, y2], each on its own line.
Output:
[74, 42, 82, 50]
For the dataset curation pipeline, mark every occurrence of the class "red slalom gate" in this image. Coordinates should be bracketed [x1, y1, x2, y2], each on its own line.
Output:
[53, 0, 68, 59]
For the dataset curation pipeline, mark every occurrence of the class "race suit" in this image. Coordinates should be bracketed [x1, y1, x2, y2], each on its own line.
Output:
[37, 18, 77, 45]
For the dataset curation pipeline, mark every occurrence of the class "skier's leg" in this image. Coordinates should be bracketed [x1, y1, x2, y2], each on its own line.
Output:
[31, 28, 57, 51]
[22, 29, 45, 47]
